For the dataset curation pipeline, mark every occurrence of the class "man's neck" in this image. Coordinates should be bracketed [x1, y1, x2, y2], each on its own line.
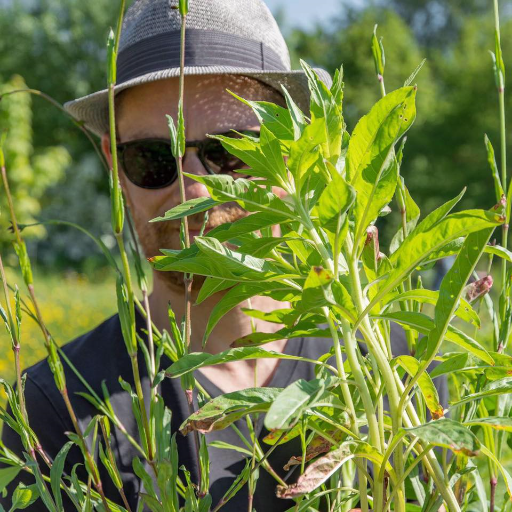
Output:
[148, 273, 287, 354]
[148, 274, 289, 393]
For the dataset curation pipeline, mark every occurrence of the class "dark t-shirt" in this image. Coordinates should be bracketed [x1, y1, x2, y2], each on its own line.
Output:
[1, 314, 445, 511]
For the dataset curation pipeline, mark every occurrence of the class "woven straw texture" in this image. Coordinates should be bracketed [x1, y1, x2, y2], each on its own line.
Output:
[64, 0, 332, 137]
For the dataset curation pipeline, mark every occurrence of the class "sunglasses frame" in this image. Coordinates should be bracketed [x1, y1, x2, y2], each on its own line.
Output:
[116, 129, 260, 190]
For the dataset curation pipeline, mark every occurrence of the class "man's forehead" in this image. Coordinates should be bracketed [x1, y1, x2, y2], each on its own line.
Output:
[116, 74, 282, 140]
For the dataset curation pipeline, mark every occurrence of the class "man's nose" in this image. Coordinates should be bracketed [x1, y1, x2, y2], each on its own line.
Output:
[172, 148, 211, 202]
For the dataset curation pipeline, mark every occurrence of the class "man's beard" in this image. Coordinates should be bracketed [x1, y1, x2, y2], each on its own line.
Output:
[133, 202, 249, 292]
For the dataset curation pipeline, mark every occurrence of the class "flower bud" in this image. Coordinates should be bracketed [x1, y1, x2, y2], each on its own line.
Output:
[465, 275, 493, 303]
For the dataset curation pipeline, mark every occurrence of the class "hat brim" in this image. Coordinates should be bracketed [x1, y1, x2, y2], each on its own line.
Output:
[63, 66, 332, 138]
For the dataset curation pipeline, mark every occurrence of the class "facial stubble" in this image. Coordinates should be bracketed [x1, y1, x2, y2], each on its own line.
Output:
[133, 202, 249, 291]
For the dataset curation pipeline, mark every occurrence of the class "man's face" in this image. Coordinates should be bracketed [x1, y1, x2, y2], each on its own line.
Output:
[102, 75, 283, 290]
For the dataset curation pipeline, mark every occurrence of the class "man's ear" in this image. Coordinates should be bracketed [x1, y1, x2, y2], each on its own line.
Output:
[101, 133, 113, 168]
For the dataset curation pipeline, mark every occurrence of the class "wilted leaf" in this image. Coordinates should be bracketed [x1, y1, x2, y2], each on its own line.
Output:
[276, 444, 353, 499]
[283, 430, 344, 471]
[180, 388, 280, 435]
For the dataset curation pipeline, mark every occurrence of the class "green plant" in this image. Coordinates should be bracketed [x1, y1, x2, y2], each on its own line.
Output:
[2, 1, 512, 511]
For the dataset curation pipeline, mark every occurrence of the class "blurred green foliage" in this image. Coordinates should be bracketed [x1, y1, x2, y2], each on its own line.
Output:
[0, 0, 126, 269]
[0, 75, 69, 243]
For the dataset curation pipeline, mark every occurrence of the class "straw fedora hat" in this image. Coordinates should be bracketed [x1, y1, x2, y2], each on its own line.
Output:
[63, 0, 332, 137]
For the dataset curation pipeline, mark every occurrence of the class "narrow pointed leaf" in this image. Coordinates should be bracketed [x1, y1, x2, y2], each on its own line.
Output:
[265, 378, 333, 431]
[166, 347, 321, 378]
[151, 197, 218, 222]
[276, 444, 353, 498]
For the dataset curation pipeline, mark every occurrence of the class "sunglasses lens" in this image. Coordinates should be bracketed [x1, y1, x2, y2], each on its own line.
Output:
[202, 138, 248, 175]
[120, 141, 177, 189]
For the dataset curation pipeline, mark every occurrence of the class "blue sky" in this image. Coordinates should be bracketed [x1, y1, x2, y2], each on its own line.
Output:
[264, 0, 344, 30]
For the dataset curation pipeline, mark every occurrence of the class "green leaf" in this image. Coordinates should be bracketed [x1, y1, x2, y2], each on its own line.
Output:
[265, 378, 333, 430]
[315, 173, 356, 228]
[133, 458, 157, 499]
[231, 325, 330, 348]
[166, 115, 180, 159]
[451, 377, 512, 406]
[150, 197, 218, 223]
[0, 466, 21, 493]
[208, 211, 288, 244]
[217, 459, 251, 505]
[10, 483, 39, 511]
[395, 355, 444, 419]
[106, 29, 116, 86]
[195, 277, 233, 304]
[371, 24, 385, 76]
[180, 387, 281, 435]
[281, 85, 306, 140]
[237, 236, 291, 258]
[98, 443, 123, 490]
[301, 60, 344, 162]
[330, 67, 344, 111]
[369, 209, 503, 311]
[464, 417, 512, 432]
[484, 243, 512, 262]
[480, 443, 512, 499]
[228, 90, 294, 143]
[194, 236, 284, 279]
[208, 441, 253, 457]
[484, 134, 504, 201]
[404, 59, 427, 87]
[259, 124, 289, 185]
[390, 180, 420, 253]
[50, 441, 74, 510]
[429, 353, 469, 379]
[375, 311, 494, 365]
[404, 418, 480, 456]
[276, 444, 353, 498]
[152, 237, 288, 284]
[183, 173, 296, 219]
[287, 118, 325, 192]
[207, 134, 284, 187]
[384, 289, 480, 327]
[426, 228, 495, 361]
[202, 281, 292, 345]
[166, 347, 318, 378]
[348, 87, 416, 239]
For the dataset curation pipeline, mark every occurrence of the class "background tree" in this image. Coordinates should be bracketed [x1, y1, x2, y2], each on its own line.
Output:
[0, 74, 69, 245]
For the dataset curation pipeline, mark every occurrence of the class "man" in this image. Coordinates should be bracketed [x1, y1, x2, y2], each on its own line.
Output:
[1, 1, 439, 510]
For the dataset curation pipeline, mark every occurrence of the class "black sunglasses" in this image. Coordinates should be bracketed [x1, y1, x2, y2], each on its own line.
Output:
[116, 130, 259, 189]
